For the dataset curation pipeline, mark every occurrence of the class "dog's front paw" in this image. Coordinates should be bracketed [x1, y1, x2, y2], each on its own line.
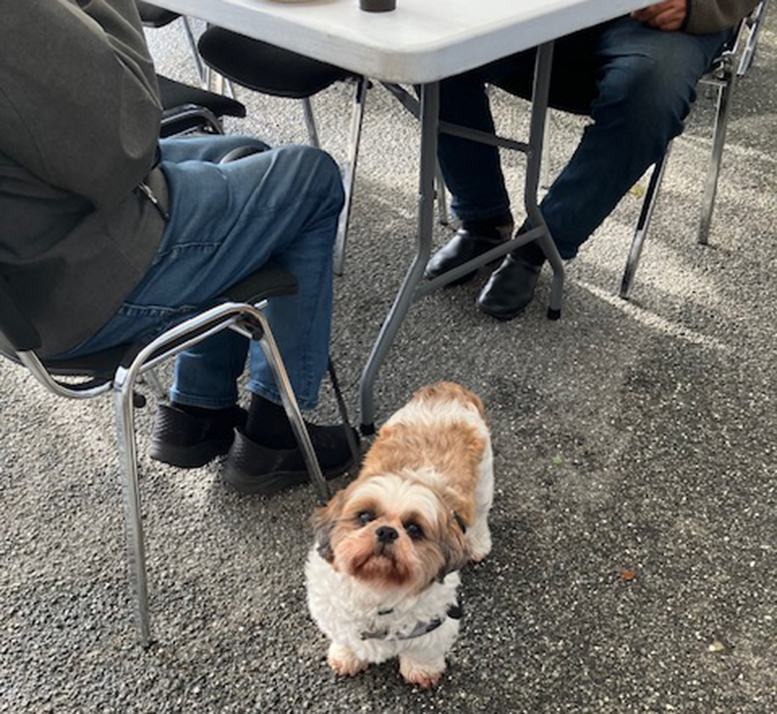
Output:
[468, 540, 491, 563]
[467, 521, 492, 562]
[327, 642, 368, 677]
[399, 655, 445, 689]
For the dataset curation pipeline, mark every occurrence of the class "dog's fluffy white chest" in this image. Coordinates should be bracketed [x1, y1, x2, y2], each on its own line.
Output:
[305, 549, 461, 664]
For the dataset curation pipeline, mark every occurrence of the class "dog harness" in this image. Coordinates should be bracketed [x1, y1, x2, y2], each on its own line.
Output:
[360, 603, 463, 641]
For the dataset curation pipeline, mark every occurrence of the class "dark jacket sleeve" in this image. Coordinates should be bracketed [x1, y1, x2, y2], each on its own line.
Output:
[0, 0, 161, 211]
[686, 0, 761, 34]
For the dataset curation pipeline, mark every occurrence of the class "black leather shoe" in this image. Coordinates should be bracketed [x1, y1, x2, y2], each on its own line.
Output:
[477, 253, 544, 321]
[222, 424, 359, 495]
[149, 403, 247, 468]
[424, 224, 513, 286]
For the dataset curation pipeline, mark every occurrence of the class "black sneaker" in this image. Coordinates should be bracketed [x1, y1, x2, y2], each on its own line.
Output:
[222, 424, 359, 495]
[149, 403, 247, 468]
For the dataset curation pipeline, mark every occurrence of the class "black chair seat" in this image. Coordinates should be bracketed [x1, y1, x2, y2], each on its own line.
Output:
[494, 70, 597, 117]
[157, 75, 247, 137]
[491, 39, 600, 116]
[225, 259, 298, 303]
[198, 27, 353, 98]
[136, 1, 180, 28]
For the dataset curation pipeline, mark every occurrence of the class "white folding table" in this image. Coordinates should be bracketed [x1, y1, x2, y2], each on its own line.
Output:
[149, 0, 650, 432]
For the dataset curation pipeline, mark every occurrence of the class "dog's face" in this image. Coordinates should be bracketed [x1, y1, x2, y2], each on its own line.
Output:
[313, 473, 468, 595]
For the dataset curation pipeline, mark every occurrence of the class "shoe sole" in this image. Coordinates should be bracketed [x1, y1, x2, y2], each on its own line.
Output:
[149, 437, 234, 468]
[221, 456, 356, 496]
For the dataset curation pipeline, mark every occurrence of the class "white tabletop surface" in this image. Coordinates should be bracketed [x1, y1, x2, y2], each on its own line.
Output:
[150, 0, 650, 83]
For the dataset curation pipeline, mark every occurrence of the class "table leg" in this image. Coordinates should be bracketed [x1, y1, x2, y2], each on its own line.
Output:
[525, 41, 564, 320]
[359, 43, 565, 430]
[358, 81, 440, 435]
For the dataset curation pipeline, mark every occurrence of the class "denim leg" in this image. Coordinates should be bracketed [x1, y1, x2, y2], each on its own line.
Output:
[156, 134, 271, 164]
[63, 137, 344, 410]
[540, 18, 730, 259]
[437, 19, 729, 254]
[166, 142, 343, 409]
[437, 55, 526, 223]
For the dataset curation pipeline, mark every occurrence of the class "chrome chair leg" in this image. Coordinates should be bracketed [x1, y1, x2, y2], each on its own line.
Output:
[620, 143, 672, 299]
[698, 71, 737, 245]
[302, 97, 321, 149]
[252, 311, 330, 504]
[334, 77, 369, 276]
[110, 305, 247, 648]
[739, 0, 769, 75]
[141, 368, 167, 401]
[113, 368, 152, 647]
[181, 16, 207, 86]
[106, 297, 333, 644]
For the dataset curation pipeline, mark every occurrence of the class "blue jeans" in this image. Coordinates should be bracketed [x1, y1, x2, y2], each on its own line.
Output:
[437, 17, 731, 259]
[62, 136, 344, 410]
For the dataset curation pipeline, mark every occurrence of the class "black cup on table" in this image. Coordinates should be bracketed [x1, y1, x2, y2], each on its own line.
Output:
[360, 0, 396, 11]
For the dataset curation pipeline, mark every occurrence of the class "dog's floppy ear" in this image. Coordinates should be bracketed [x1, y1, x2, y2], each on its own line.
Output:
[436, 511, 469, 582]
[311, 491, 344, 564]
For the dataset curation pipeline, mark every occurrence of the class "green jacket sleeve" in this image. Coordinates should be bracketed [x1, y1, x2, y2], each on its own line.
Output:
[0, 0, 161, 211]
[685, 0, 761, 34]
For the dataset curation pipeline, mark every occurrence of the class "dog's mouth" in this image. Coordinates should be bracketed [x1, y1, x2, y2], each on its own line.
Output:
[350, 547, 411, 586]
[354, 546, 395, 570]
[374, 540, 395, 557]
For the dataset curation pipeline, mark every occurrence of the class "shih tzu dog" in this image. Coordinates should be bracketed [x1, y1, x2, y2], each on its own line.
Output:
[306, 382, 493, 689]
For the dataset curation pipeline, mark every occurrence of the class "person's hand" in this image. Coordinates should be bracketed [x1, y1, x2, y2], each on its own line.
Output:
[631, 0, 687, 31]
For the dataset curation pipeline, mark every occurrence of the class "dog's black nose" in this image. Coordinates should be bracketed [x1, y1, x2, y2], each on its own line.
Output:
[376, 526, 399, 543]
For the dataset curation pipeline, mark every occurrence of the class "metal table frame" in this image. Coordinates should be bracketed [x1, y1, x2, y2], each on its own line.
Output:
[358, 43, 565, 433]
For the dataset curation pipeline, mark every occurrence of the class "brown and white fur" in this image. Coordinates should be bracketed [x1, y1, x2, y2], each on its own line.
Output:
[306, 382, 493, 688]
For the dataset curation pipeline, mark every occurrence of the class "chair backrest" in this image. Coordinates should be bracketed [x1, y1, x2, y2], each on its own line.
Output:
[701, 0, 768, 83]
[738, 0, 769, 76]
[197, 27, 355, 99]
[157, 75, 247, 137]
[136, 1, 180, 28]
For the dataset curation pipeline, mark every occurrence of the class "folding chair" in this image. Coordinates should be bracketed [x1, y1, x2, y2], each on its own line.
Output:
[618, 0, 770, 297]
[196, 27, 370, 276]
[0, 258, 356, 647]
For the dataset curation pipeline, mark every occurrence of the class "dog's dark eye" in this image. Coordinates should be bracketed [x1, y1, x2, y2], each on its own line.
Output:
[357, 511, 374, 526]
[405, 523, 424, 540]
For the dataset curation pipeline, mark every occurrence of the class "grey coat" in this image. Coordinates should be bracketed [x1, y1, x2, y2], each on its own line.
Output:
[0, 0, 166, 357]
[687, 0, 761, 33]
